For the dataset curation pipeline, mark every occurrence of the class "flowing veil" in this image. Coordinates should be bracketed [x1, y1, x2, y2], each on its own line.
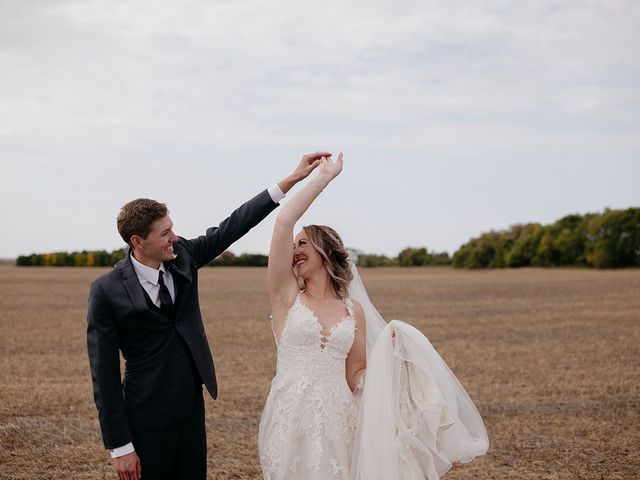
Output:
[347, 261, 489, 480]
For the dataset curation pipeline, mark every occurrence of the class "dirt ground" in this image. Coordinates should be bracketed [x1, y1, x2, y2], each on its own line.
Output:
[0, 265, 638, 479]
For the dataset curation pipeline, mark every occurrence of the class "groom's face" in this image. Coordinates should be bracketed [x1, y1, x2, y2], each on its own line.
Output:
[133, 215, 178, 266]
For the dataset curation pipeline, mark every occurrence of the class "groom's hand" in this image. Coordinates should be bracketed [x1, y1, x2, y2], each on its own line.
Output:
[278, 151, 331, 194]
[113, 451, 141, 480]
[294, 151, 331, 181]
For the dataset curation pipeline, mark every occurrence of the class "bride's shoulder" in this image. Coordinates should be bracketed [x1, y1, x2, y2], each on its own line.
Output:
[347, 299, 366, 336]
[349, 298, 365, 321]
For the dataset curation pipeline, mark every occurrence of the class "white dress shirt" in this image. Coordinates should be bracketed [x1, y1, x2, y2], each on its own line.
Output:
[110, 184, 284, 458]
[130, 255, 176, 305]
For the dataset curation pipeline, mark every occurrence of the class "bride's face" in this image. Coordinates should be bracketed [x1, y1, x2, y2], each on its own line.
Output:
[293, 230, 324, 278]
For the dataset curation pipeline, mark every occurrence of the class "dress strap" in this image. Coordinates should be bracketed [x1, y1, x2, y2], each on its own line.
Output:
[344, 296, 354, 317]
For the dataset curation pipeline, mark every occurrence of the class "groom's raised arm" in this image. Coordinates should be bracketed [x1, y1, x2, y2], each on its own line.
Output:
[181, 153, 330, 267]
[180, 189, 279, 268]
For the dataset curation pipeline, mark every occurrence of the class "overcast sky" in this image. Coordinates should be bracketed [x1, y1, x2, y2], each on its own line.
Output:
[1, 0, 638, 259]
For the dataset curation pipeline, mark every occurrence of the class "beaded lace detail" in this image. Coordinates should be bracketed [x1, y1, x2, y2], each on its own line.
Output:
[259, 293, 358, 479]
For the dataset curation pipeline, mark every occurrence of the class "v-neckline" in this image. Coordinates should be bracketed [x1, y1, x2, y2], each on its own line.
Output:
[296, 292, 353, 350]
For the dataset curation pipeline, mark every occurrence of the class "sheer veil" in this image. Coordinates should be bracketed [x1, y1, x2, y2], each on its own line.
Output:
[347, 261, 489, 480]
[346, 260, 387, 358]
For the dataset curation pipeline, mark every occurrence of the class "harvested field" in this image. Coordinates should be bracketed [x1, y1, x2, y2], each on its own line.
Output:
[0, 265, 639, 479]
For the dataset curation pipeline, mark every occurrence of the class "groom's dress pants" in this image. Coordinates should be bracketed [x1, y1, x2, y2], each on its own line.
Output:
[133, 388, 206, 480]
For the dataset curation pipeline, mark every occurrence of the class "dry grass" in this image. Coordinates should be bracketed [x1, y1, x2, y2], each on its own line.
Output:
[0, 265, 638, 479]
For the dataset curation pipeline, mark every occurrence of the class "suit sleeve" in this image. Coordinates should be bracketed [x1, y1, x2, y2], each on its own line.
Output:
[182, 188, 279, 267]
[87, 281, 133, 449]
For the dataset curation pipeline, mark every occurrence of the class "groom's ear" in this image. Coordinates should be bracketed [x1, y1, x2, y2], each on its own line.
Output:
[130, 235, 143, 250]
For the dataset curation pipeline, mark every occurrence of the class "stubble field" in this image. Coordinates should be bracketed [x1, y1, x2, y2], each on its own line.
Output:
[0, 265, 638, 480]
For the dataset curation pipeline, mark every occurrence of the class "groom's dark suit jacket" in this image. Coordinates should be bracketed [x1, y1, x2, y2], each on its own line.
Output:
[87, 189, 278, 449]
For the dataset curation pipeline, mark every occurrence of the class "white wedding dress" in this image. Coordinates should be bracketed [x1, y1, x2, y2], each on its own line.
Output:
[260, 263, 489, 480]
[259, 292, 359, 479]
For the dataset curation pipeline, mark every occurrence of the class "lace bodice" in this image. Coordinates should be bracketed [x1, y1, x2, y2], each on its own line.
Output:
[277, 292, 356, 355]
[260, 293, 358, 479]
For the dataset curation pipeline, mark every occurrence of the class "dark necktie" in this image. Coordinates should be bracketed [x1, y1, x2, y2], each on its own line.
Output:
[158, 270, 174, 315]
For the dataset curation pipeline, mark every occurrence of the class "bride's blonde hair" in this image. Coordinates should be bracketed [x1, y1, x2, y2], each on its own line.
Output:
[301, 225, 353, 299]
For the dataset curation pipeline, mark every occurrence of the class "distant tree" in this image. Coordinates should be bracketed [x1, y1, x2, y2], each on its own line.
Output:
[537, 214, 588, 266]
[453, 231, 512, 268]
[110, 248, 127, 265]
[398, 247, 451, 266]
[505, 223, 544, 267]
[74, 251, 87, 266]
[398, 247, 428, 266]
[16, 255, 31, 266]
[238, 253, 269, 267]
[206, 251, 268, 267]
[429, 251, 452, 266]
[357, 254, 396, 267]
[585, 208, 640, 268]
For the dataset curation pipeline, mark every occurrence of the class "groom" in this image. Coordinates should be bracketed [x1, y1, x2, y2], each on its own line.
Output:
[87, 153, 328, 480]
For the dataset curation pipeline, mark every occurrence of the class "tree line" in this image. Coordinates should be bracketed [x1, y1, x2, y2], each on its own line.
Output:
[15, 208, 639, 269]
[16, 249, 128, 267]
[354, 248, 451, 267]
[453, 208, 639, 269]
[15, 247, 451, 268]
[14, 249, 267, 268]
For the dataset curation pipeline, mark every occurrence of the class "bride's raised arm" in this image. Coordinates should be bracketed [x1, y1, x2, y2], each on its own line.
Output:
[267, 153, 344, 308]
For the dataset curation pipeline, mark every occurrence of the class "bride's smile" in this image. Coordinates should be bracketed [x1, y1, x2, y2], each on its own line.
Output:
[292, 233, 322, 278]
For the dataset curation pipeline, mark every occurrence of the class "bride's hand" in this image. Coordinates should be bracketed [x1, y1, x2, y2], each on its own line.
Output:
[318, 153, 343, 179]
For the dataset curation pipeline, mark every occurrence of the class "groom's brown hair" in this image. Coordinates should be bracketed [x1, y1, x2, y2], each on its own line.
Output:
[117, 198, 168, 248]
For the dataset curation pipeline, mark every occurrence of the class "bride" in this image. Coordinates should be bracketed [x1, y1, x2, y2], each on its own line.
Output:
[259, 153, 489, 479]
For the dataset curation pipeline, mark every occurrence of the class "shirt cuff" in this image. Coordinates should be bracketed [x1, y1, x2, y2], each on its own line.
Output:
[267, 184, 286, 204]
[110, 442, 135, 458]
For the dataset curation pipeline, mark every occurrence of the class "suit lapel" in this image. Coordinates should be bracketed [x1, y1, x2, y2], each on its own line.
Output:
[166, 255, 192, 320]
[120, 253, 150, 312]
[166, 253, 192, 283]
